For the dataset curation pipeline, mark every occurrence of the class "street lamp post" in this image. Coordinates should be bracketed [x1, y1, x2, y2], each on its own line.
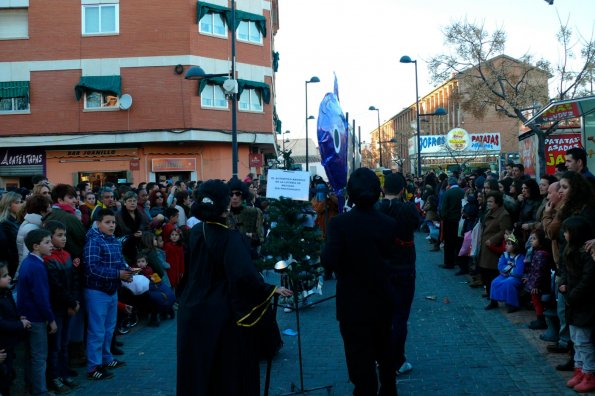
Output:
[399, 55, 421, 176]
[305, 76, 320, 172]
[186, 0, 238, 179]
[368, 106, 382, 167]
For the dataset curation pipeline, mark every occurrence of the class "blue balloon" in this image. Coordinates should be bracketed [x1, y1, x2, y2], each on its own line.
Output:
[317, 92, 348, 204]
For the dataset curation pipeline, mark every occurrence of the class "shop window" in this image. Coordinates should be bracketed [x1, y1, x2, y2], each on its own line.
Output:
[82, 4, 119, 36]
[237, 20, 262, 44]
[199, 12, 226, 37]
[0, 8, 28, 39]
[84, 91, 119, 109]
[239, 89, 263, 112]
[201, 84, 228, 109]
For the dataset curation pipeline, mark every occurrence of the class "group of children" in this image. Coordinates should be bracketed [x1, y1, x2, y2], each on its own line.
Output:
[485, 218, 595, 393]
[0, 206, 186, 395]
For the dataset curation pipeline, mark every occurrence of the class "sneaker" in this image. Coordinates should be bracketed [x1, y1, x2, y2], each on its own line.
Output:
[49, 378, 71, 394]
[87, 367, 114, 380]
[567, 368, 585, 388]
[103, 359, 127, 369]
[574, 372, 595, 393]
[61, 377, 80, 389]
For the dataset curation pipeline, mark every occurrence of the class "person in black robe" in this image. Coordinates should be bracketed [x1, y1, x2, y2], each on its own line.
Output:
[322, 168, 399, 396]
[176, 179, 291, 396]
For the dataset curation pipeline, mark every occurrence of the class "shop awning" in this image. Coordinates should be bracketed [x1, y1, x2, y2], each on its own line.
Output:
[272, 51, 279, 72]
[0, 81, 29, 100]
[196, 1, 230, 24]
[74, 76, 122, 101]
[525, 95, 595, 125]
[198, 77, 271, 104]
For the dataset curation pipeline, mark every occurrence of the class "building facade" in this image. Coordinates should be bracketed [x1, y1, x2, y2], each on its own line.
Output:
[0, 0, 279, 188]
[370, 55, 547, 174]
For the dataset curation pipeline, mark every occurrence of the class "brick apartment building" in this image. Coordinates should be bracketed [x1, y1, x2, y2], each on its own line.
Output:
[370, 55, 549, 174]
[0, 0, 279, 189]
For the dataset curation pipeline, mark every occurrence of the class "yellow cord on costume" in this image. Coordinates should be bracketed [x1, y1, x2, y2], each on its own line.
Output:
[236, 287, 277, 327]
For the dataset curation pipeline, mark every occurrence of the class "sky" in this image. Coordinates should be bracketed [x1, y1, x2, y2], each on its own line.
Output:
[273, 0, 595, 145]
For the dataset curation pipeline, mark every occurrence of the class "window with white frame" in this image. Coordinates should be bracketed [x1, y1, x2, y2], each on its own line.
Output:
[0, 96, 29, 113]
[0, 8, 29, 39]
[82, 4, 119, 35]
[199, 12, 226, 37]
[236, 20, 262, 44]
[239, 89, 263, 112]
[84, 91, 119, 109]
[201, 84, 228, 109]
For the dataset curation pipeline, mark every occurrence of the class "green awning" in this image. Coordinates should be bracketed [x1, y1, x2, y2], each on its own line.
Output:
[75, 76, 121, 101]
[196, 1, 229, 25]
[198, 77, 271, 104]
[0, 81, 29, 100]
[237, 80, 270, 104]
[198, 76, 228, 95]
[273, 106, 282, 134]
[272, 51, 279, 72]
[232, 10, 266, 37]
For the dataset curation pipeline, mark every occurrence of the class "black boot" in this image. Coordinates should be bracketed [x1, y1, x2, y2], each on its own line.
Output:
[148, 313, 161, 327]
[528, 315, 547, 330]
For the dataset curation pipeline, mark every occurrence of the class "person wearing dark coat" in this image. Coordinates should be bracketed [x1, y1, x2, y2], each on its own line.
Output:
[0, 262, 30, 396]
[377, 172, 421, 375]
[439, 177, 465, 270]
[322, 168, 399, 396]
[176, 179, 291, 396]
[115, 191, 149, 264]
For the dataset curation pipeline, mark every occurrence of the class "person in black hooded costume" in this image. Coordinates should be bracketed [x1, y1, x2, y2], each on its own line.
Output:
[176, 179, 291, 396]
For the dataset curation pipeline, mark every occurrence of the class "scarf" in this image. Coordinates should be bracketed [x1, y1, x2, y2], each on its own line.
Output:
[53, 203, 76, 215]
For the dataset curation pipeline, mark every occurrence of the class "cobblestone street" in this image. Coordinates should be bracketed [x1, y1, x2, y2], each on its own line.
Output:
[12, 233, 582, 395]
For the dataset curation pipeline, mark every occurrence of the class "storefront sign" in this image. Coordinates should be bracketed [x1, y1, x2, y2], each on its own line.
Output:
[446, 128, 470, 151]
[519, 134, 538, 177]
[152, 158, 196, 172]
[545, 133, 582, 174]
[541, 102, 580, 122]
[411, 132, 501, 155]
[129, 159, 140, 171]
[266, 169, 310, 201]
[0, 148, 45, 167]
[47, 148, 139, 158]
[249, 153, 264, 168]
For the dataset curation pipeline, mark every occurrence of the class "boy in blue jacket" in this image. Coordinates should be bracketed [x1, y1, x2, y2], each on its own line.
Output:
[84, 209, 132, 380]
[16, 229, 57, 396]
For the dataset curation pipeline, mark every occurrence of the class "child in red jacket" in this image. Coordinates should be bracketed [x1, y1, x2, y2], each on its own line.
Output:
[164, 228, 184, 289]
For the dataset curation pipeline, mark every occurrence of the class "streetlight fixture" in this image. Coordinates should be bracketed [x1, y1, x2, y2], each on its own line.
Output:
[282, 130, 290, 153]
[305, 76, 320, 172]
[400, 55, 448, 176]
[368, 106, 383, 167]
[186, 0, 238, 179]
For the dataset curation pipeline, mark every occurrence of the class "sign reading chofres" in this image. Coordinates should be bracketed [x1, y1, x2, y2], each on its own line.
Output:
[409, 129, 501, 155]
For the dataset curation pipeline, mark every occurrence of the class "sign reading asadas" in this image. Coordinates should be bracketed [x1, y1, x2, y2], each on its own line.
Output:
[446, 128, 470, 151]
[545, 133, 582, 174]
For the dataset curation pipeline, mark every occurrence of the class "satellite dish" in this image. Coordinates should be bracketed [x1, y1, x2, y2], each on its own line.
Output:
[222, 79, 238, 94]
[119, 94, 132, 110]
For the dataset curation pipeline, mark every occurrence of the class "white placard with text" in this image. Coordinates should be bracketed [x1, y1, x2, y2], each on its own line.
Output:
[265, 169, 310, 201]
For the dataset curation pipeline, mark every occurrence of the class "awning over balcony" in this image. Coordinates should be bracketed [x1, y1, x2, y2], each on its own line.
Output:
[74, 76, 122, 101]
[198, 77, 271, 104]
[0, 81, 29, 99]
[196, 2, 230, 24]
[196, 2, 267, 37]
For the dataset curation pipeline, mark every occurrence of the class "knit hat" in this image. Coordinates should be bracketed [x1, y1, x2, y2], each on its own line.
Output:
[448, 177, 458, 186]
[383, 173, 405, 195]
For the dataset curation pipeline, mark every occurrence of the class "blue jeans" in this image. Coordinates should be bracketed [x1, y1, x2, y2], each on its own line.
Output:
[24, 322, 48, 395]
[69, 291, 86, 343]
[48, 312, 71, 379]
[555, 276, 570, 347]
[570, 326, 595, 372]
[85, 288, 118, 372]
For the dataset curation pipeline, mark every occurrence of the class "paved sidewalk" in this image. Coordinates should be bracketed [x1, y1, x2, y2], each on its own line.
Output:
[11, 233, 581, 395]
